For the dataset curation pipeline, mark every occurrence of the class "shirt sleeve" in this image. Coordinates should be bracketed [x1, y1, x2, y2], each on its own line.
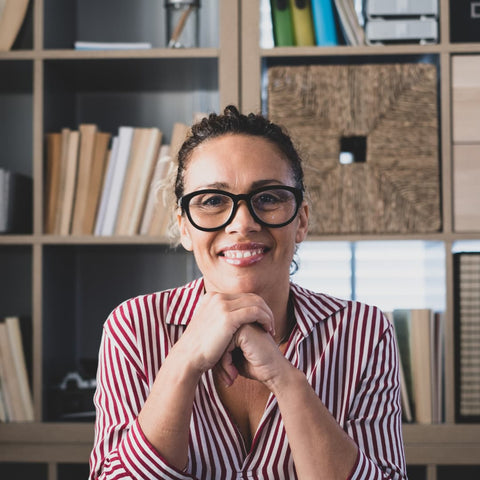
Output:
[88, 310, 195, 480]
[345, 319, 407, 479]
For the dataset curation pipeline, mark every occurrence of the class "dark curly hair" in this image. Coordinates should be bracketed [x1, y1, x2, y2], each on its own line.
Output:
[174, 105, 305, 202]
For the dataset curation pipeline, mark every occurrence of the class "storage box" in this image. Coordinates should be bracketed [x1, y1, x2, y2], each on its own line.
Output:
[453, 144, 480, 232]
[452, 55, 480, 143]
[267, 63, 441, 235]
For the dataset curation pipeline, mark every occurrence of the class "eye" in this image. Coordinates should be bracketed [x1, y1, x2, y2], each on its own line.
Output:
[191, 193, 230, 210]
[253, 190, 286, 210]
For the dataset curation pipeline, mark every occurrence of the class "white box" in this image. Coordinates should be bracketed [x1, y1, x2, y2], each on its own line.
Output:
[365, 18, 438, 44]
[366, 0, 438, 17]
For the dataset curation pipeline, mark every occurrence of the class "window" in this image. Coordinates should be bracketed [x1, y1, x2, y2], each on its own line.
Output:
[294, 241, 446, 312]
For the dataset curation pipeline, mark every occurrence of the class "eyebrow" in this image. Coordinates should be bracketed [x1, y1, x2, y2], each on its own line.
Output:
[199, 179, 286, 190]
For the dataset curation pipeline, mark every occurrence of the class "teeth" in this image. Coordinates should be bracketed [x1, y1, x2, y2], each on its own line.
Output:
[223, 249, 263, 259]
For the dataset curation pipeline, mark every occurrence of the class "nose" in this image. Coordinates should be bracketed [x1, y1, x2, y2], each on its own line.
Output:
[225, 200, 261, 233]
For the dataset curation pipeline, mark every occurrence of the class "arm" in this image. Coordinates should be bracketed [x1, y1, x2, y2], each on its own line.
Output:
[89, 313, 196, 480]
[90, 292, 275, 479]
[233, 312, 406, 479]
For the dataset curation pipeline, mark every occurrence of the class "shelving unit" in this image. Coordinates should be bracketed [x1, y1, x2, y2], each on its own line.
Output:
[1, 0, 480, 478]
[0, 1, 238, 478]
[241, 1, 480, 479]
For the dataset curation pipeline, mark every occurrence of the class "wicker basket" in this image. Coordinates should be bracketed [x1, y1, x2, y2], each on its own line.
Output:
[267, 63, 441, 234]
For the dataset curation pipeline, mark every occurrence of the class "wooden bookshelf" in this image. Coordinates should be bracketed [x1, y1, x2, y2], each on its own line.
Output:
[241, 1, 480, 479]
[1, 0, 480, 479]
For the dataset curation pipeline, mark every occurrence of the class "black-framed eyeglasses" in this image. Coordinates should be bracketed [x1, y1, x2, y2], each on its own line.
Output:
[178, 186, 304, 232]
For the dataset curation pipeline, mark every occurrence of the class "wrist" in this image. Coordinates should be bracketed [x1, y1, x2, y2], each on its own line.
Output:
[263, 357, 305, 396]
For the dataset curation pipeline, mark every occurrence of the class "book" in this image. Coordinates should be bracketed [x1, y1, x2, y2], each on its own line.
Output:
[140, 145, 173, 236]
[391, 309, 415, 422]
[125, 128, 162, 235]
[44, 132, 62, 234]
[71, 124, 98, 235]
[311, 0, 338, 46]
[0, 317, 33, 421]
[409, 309, 436, 424]
[144, 122, 188, 236]
[4, 316, 33, 421]
[270, 0, 295, 46]
[82, 131, 111, 234]
[115, 128, 162, 235]
[94, 137, 119, 236]
[58, 130, 80, 235]
[392, 308, 444, 424]
[384, 312, 413, 423]
[52, 128, 72, 233]
[99, 126, 134, 236]
[333, 0, 365, 45]
[0, 0, 29, 51]
[74, 41, 152, 50]
[289, 0, 315, 46]
[260, 0, 275, 48]
[0, 169, 32, 234]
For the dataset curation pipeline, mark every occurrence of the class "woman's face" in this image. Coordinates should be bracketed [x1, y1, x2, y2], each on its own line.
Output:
[177, 134, 308, 297]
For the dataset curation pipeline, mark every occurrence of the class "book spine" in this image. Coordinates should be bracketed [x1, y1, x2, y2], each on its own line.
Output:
[270, 0, 295, 46]
[311, 0, 338, 46]
[289, 0, 315, 46]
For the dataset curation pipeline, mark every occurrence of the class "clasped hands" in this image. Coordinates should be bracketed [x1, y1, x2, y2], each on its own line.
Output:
[180, 292, 289, 388]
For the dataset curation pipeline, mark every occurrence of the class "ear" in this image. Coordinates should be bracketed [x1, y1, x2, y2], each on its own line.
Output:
[295, 201, 309, 244]
[177, 213, 193, 251]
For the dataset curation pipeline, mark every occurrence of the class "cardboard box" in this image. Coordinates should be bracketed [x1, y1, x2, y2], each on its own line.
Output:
[452, 55, 480, 143]
[453, 144, 480, 232]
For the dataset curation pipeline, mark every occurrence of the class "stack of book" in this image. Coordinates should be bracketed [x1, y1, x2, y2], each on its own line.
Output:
[387, 308, 444, 424]
[0, 316, 34, 422]
[364, 0, 438, 45]
[454, 252, 480, 423]
[44, 122, 190, 237]
[268, 0, 365, 47]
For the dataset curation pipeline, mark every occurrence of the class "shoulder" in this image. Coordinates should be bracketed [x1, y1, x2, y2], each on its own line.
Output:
[290, 282, 392, 339]
[104, 278, 204, 341]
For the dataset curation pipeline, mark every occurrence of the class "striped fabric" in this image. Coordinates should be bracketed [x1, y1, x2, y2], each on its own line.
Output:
[89, 278, 406, 479]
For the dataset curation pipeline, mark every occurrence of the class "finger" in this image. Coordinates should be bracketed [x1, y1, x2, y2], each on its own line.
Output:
[225, 296, 276, 336]
[217, 350, 238, 387]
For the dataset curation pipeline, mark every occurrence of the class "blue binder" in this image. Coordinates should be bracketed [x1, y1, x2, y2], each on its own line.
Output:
[311, 0, 338, 46]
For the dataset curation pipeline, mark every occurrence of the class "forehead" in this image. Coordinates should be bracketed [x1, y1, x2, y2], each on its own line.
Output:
[184, 134, 293, 189]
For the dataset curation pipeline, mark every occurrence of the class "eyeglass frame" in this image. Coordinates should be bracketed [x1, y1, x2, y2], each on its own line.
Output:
[178, 185, 304, 232]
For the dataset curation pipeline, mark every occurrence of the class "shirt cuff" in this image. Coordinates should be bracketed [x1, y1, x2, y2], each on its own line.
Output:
[117, 419, 193, 480]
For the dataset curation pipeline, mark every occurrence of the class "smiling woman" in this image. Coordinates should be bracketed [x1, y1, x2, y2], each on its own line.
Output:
[89, 106, 407, 480]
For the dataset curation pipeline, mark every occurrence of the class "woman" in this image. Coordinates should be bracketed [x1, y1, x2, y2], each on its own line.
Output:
[89, 106, 406, 479]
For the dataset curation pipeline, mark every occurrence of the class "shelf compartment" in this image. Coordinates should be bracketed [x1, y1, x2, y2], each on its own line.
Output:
[42, 244, 195, 421]
[0, 245, 32, 317]
[43, 0, 219, 50]
[0, 60, 33, 178]
[43, 56, 218, 141]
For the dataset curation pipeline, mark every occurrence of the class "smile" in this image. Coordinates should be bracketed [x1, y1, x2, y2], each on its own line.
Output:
[222, 249, 265, 259]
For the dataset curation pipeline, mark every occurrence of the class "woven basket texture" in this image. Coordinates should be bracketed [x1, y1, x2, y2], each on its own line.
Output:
[267, 63, 441, 234]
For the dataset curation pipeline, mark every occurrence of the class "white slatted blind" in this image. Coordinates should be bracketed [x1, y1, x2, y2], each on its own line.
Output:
[294, 241, 446, 312]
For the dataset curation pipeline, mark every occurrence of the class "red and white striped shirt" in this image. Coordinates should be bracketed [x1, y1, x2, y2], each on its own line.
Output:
[89, 278, 406, 479]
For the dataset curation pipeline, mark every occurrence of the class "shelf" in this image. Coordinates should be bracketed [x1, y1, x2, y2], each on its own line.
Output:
[2, 422, 480, 466]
